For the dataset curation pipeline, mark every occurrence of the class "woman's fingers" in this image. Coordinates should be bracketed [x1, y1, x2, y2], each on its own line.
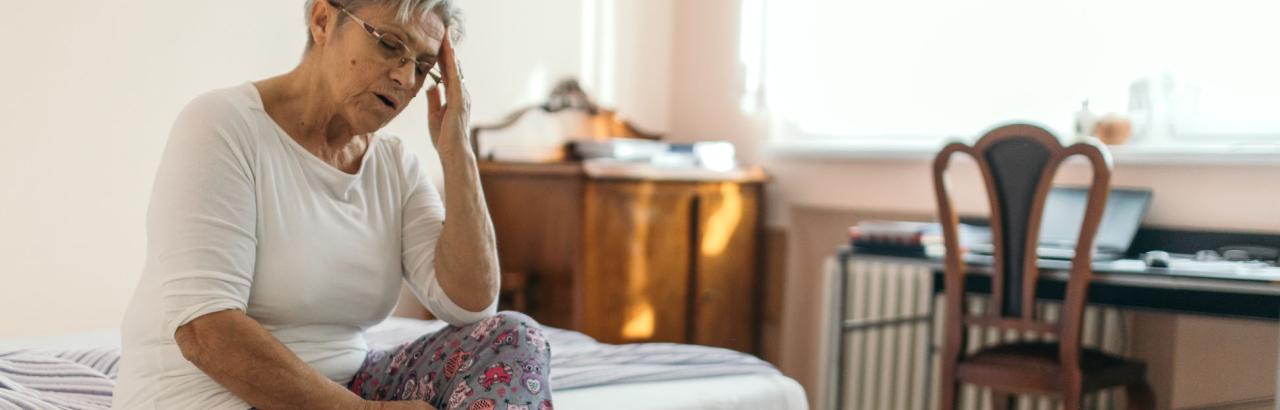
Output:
[440, 30, 467, 109]
[426, 83, 444, 130]
[427, 29, 469, 149]
[426, 84, 445, 146]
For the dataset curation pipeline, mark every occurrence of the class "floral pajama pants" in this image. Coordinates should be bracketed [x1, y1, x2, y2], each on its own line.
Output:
[347, 311, 554, 410]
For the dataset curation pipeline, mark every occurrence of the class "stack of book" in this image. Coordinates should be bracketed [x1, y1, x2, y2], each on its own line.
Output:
[572, 138, 670, 161]
[848, 220, 944, 257]
[849, 220, 992, 257]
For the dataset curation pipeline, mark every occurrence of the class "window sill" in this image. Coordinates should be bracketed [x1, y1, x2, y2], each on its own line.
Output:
[764, 139, 1280, 166]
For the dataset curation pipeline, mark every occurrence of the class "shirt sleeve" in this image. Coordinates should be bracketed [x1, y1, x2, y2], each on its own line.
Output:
[396, 139, 497, 326]
[149, 92, 258, 339]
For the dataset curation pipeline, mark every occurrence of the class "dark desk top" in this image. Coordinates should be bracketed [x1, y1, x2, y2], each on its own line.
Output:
[971, 253, 1280, 288]
[840, 248, 1280, 320]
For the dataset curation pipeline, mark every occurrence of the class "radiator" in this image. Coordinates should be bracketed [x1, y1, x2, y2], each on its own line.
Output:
[828, 255, 1131, 410]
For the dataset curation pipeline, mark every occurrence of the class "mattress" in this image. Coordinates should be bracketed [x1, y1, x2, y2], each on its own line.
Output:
[0, 317, 808, 410]
[555, 373, 807, 409]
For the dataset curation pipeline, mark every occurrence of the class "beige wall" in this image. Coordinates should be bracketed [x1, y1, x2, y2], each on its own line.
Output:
[667, 0, 1280, 408]
[0, 0, 672, 337]
[2, 0, 308, 337]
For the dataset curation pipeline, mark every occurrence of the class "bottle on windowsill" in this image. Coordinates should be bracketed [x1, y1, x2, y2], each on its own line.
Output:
[1074, 100, 1098, 141]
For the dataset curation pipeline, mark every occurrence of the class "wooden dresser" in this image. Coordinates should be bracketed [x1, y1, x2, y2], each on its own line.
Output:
[480, 160, 766, 353]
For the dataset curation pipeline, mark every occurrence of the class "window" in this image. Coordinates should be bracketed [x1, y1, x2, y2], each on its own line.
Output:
[755, 0, 1280, 150]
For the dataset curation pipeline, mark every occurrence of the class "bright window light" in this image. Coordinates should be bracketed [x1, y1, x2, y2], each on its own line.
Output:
[759, 0, 1280, 147]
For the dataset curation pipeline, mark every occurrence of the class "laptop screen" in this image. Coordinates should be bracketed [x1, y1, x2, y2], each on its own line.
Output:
[1038, 187, 1153, 252]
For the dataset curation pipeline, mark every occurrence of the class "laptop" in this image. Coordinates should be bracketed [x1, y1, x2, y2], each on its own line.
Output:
[969, 187, 1153, 261]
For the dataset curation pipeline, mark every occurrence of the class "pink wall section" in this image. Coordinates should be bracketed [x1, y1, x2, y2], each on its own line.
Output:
[666, 0, 1280, 407]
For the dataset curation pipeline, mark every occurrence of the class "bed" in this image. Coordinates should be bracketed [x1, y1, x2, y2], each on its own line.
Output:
[0, 317, 807, 410]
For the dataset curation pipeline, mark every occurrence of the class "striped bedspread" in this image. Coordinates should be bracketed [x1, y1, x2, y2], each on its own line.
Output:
[0, 319, 779, 409]
[0, 349, 117, 410]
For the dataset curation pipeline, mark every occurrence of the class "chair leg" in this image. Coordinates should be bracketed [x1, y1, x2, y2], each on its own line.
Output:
[1061, 386, 1083, 410]
[1062, 395, 1080, 410]
[1124, 382, 1156, 410]
[939, 381, 960, 410]
[991, 390, 1014, 410]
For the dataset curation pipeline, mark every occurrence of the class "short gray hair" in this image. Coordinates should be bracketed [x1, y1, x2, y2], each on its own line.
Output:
[303, 0, 466, 48]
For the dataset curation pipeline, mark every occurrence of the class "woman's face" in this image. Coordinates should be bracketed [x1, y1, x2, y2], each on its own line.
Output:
[316, 3, 446, 134]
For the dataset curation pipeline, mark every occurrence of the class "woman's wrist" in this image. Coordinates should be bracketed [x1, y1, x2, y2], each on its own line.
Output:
[434, 132, 475, 159]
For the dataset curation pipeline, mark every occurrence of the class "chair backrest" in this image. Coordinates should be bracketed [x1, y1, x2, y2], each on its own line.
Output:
[932, 123, 1112, 365]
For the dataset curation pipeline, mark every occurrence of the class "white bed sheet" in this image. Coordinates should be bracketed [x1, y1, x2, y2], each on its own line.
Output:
[1, 326, 809, 410]
[0, 330, 122, 351]
[555, 373, 807, 410]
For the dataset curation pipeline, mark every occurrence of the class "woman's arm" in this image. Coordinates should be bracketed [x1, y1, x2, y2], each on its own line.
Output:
[432, 132, 500, 313]
[426, 31, 500, 313]
[175, 310, 431, 410]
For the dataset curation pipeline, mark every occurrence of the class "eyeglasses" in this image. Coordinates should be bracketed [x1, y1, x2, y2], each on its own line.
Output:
[326, 0, 443, 85]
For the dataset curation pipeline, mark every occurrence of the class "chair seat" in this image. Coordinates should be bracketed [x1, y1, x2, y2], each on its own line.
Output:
[955, 342, 1147, 395]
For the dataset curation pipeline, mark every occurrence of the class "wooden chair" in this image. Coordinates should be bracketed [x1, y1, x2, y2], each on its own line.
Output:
[932, 124, 1155, 409]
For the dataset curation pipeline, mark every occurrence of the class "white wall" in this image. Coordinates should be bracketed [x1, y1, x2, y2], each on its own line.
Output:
[0, 0, 672, 337]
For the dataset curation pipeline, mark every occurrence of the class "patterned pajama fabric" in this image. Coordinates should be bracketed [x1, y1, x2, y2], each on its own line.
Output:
[347, 311, 554, 410]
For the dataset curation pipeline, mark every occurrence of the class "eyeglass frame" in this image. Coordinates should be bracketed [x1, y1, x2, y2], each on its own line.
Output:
[325, 0, 444, 86]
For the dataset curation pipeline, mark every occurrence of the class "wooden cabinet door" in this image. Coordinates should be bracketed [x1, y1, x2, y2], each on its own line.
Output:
[581, 180, 697, 344]
[691, 182, 762, 352]
[479, 162, 584, 330]
[480, 161, 765, 352]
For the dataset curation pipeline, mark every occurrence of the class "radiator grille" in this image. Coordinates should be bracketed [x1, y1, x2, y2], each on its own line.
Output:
[830, 256, 1130, 410]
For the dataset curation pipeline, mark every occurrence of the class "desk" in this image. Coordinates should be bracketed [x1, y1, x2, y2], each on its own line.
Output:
[828, 247, 1280, 409]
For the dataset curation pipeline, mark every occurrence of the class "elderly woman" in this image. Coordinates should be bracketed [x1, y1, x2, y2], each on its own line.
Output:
[112, 1, 552, 409]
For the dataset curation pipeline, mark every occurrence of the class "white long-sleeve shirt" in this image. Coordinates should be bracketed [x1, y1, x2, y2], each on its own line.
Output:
[112, 82, 496, 410]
